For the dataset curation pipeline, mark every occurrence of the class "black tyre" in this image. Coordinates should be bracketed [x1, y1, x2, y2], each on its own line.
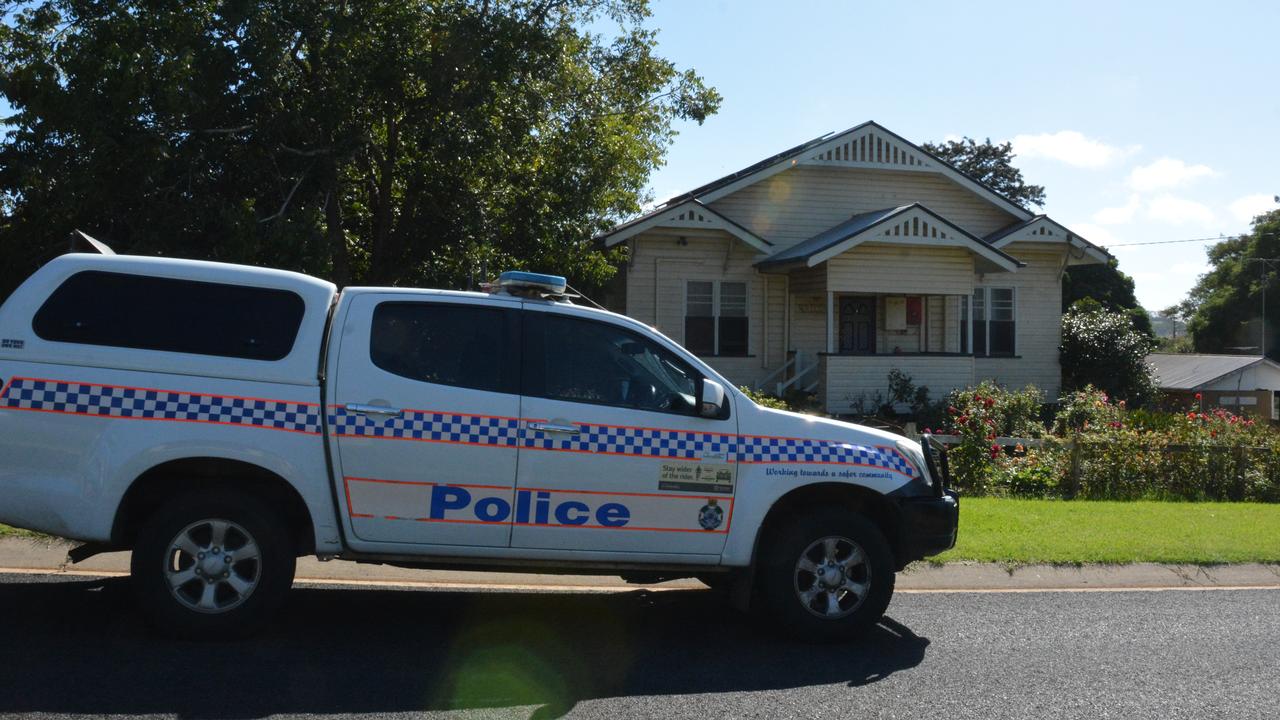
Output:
[757, 508, 895, 641]
[131, 489, 296, 639]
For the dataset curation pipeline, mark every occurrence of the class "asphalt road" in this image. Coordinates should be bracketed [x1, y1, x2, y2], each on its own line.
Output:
[0, 573, 1276, 720]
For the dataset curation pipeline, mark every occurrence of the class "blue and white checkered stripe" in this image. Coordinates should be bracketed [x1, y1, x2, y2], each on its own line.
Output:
[738, 436, 915, 476]
[329, 407, 520, 447]
[0, 377, 321, 434]
[522, 423, 736, 459]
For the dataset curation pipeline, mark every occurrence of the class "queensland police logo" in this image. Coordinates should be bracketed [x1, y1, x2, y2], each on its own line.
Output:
[698, 501, 723, 531]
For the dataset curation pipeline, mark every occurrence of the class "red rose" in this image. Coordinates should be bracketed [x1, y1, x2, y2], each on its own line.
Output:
[1194, 393, 1202, 400]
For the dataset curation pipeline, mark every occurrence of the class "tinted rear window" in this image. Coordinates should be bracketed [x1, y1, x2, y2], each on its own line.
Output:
[33, 271, 306, 361]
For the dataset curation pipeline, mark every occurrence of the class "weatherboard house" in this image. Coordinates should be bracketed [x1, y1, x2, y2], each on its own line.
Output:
[597, 121, 1111, 413]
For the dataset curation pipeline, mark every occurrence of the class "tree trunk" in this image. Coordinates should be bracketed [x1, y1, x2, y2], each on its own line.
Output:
[324, 159, 350, 287]
[368, 118, 399, 285]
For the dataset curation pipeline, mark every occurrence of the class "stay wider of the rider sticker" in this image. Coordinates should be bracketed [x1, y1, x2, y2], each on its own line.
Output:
[659, 461, 734, 494]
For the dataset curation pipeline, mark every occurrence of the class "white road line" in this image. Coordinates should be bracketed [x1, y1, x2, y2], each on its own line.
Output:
[2, 566, 1278, 594]
[896, 585, 1280, 594]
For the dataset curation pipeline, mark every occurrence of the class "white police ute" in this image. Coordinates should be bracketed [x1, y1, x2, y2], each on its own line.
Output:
[0, 253, 957, 639]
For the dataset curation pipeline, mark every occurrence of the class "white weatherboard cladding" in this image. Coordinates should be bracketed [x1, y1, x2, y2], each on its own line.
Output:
[821, 354, 975, 414]
[826, 243, 975, 295]
[625, 233, 771, 388]
[972, 243, 1067, 398]
[709, 166, 1019, 249]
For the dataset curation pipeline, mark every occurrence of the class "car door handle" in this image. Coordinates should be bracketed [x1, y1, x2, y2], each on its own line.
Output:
[528, 421, 580, 435]
[345, 403, 403, 418]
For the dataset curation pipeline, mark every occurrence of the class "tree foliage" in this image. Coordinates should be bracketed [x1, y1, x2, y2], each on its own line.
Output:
[0, 0, 720, 299]
[1062, 258, 1153, 336]
[921, 136, 1045, 209]
[1182, 209, 1280, 359]
[1060, 299, 1158, 405]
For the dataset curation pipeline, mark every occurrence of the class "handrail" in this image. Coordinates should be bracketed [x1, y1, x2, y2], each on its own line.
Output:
[755, 355, 797, 391]
[777, 352, 818, 396]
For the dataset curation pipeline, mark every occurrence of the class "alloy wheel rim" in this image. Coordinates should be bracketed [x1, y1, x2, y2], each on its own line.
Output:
[793, 535, 871, 620]
[163, 518, 262, 614]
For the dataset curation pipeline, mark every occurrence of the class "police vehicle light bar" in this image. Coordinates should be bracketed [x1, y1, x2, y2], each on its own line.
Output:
[497, 271, 567, 295]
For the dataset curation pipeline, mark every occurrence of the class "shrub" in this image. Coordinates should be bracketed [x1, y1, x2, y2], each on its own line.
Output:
[942, 381, 1045, 494]
[1054, 386, 1123, 434]
[1060, 299, 1159, 406]
[738, 386, 789, 411]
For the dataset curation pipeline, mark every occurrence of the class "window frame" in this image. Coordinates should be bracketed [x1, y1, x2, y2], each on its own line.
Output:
[31, 270, 307, 361]
[367, 300, 521, 395]
[963, 286, 1017, 357]
[682, 279, 750, 357]
[523, 309, 714, 418]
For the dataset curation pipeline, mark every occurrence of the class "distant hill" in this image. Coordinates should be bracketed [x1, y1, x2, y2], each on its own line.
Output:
[1150, 313, 1187, 339]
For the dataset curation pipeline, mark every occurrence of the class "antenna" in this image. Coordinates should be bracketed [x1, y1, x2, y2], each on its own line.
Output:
[69, 230, 115, 255]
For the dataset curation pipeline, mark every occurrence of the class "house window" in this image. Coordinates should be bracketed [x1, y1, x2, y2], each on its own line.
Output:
[961, 287, 1015, 357]
[685, 280, 748, 356]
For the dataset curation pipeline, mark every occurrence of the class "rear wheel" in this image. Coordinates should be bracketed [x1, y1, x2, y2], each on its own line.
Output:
[131, 489, 295, 639]
[757, 508, 894, 641]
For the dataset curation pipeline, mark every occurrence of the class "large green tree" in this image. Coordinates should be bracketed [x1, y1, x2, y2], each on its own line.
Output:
[1183, 209, 1280, 359]
[0, 0, 720, 299]
[921, 137, 1046, 209]
[1062, 258, 1153, 336]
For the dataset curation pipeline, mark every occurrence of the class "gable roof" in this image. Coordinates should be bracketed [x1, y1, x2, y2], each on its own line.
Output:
[756, 203, 1023, 273]
[986, 215, 1111, 264]
[596, 198, 772, 253]
[658, 121, 1035, 221]
[1145, 353, 1280, 390]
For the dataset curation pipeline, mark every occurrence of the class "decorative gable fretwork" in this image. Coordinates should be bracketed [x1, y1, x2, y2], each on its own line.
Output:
[599, 199, 772, 252]
[667, 207, 718, 227]
[987, 217, 1066, 248]
[879, 214, 952, 241]
[800, 125, 935, 171]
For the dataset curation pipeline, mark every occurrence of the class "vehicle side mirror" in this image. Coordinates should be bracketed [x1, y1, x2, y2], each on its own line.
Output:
[698, 378, 727, 418]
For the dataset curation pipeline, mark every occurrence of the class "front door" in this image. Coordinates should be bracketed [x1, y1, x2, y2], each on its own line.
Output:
[839, 296, 876, 354]
[513, 307, 738, 556]
[331, 294, 522, 549]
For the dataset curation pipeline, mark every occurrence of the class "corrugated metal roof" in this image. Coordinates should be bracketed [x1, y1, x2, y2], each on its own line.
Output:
[756, 206, 907, 267]
[1145, 353, 1264, 390]
[983, 215, 1113, 260]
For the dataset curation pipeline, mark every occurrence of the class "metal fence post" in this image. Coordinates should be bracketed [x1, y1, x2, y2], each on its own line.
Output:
[1067, 438, 1082, 500]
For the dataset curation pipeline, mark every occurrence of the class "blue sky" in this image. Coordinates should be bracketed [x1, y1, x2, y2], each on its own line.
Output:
[4, 2, 1275, 311]
[640, 0, 1280, 312]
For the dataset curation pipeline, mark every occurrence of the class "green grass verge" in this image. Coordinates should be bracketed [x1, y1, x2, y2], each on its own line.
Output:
[7, 501, 1280, 565]
[0, 524, 49, 540]
[935, 497, 1280, 565]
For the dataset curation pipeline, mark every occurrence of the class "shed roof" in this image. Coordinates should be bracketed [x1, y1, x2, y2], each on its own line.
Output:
[1145, 353, 1272, 390]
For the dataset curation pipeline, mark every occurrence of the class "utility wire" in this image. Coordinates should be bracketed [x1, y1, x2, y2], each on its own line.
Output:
[1106, 235, 1235, 247]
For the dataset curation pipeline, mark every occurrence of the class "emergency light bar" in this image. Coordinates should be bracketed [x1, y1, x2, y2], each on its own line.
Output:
[496, 270, 567, 296]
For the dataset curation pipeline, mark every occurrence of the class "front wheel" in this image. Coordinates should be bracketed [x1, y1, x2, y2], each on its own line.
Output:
[757, 508, 895, 641]
[131, 489, 296, 639]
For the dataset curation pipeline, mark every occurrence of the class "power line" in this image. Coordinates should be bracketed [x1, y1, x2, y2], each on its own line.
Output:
[1106, 235, 1235, 248]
